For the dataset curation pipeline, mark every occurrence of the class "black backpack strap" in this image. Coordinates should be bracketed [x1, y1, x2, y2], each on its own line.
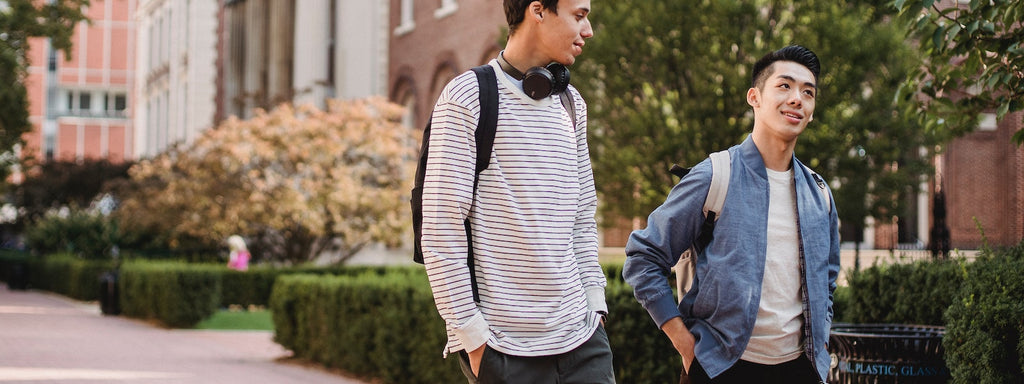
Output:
[464, 64, 498, 303]
[560, 89, 577, 129]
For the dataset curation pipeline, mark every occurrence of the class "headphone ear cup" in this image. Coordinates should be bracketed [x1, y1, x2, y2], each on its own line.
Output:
[523, 66, 554, 100]
[546, 63, 570, 94]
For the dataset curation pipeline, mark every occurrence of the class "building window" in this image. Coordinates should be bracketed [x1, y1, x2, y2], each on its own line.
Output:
[115, 94, 127, 112]
[395, 0, 415, 35]
[435, 0, 458, 18]
[79, 92, 91, 112]
[978, 113, 997, 131]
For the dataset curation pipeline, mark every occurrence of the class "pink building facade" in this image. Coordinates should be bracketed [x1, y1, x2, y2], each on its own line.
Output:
[22, 0, 136, 163]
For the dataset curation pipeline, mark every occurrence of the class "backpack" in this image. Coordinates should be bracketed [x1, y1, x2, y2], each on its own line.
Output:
[410, 64, 577, 302]
[670, 150, 830, 302]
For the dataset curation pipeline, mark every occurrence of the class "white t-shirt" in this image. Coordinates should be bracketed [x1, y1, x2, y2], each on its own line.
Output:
[742, 167, 805, 364]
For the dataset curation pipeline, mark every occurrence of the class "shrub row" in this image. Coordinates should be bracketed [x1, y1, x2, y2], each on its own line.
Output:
[269, 269, 463, 384]
[268, 263, 682, 384]
[944, 244, 1024, 383]
[0, 251, 113, 301]
[9, 247, 1022, 382]
[842, 257, 963, 325]
[841, 244, 1024, 383]
[119, 261, 222, 328]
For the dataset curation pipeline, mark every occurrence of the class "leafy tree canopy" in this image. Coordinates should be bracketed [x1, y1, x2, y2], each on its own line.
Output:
[574, 0, 936, 237]
[0, 0, 89, 180]
[892, 0, 1024, 143]
[112, 97, 417, 264]
[12, 158, 131, 226]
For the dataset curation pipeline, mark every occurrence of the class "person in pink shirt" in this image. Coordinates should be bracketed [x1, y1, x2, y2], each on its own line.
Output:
[226, 235, 250, 271]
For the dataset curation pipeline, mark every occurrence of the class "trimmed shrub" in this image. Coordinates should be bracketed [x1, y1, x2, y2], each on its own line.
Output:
[24, 210, 119, 260]
[843, 258, 963, 325]
[269, 268, 461, 384]
[17, 253, 113, 301]
[119, 261, 221, 328]
[606, 278, 680, 382]
[944, 243, 1024, 383]
[220, 267, 279, 308]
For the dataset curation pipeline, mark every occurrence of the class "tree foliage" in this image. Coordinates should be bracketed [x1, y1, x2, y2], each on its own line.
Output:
[112, 97, 417, 264]
[893, 0, 1024, 143]
[0, 0, 89, 179]
[12, 158, 131, 226]
[574, 0, 936, 238]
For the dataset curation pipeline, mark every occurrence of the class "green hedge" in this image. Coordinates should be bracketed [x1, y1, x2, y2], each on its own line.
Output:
[0, 252, 114, 301]
[270, 268, 462, 384]
[944, 243, 1024, 383]
[605, 278, 680, 382]
[270, 264, 684, 383]
[119, 261, 222, 328]
[842, 258, 963, 325]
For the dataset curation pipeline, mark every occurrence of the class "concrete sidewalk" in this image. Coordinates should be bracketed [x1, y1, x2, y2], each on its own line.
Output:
[0, 286, 371, 384]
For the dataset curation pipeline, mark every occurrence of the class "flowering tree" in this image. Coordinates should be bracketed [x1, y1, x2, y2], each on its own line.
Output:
[114, 97, 418, 264]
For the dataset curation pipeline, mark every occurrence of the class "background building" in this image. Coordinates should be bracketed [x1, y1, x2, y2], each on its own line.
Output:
[387, 0, 504, 130]
[133, 0, 219, 159]
[22, 0, 137, 163]
[937, 111, 1024, 250]
[216, 0, 389, 123]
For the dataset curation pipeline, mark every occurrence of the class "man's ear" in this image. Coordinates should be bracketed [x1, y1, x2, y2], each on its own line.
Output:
[746, 87, 760, 108]
[530, 1, 544, 21]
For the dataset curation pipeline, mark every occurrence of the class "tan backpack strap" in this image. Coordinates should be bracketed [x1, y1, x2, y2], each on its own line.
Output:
[705, 150, 731, 220]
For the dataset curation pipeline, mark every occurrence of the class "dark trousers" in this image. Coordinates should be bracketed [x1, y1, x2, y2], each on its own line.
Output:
[684, 354, 823, 384]
[457, 325, 615, 384]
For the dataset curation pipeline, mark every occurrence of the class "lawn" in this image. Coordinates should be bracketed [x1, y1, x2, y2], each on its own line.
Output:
[195, 308, 274, 331]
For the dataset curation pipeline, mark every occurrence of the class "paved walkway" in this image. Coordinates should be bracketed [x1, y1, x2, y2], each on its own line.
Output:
[0, 286, 371, 384]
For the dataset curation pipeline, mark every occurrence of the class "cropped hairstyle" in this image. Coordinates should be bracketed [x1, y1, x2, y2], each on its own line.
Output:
[504, 0, 560, 36]
[751, 45, 821, 89]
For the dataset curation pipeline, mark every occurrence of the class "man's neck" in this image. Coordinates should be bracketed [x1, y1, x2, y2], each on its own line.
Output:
[751, 130, 796, 171]
[502, 37, 547, 70]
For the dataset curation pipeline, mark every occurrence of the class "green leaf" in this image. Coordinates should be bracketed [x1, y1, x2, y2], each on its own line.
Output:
[997, 102, 1010, 120]
[933, 25, 947, 52]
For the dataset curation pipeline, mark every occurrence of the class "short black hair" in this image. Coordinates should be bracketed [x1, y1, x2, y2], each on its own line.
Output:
[504, 0, 560, 36]
[751, 45, 820, 89]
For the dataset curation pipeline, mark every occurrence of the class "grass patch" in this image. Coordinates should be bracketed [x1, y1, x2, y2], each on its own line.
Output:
[195, 308, 274, 331]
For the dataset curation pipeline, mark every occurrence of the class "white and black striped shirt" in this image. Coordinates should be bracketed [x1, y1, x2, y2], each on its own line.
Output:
[422, 60, 606, 358]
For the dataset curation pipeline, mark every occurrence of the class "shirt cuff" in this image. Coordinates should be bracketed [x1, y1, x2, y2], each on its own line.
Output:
[647, 291, 683, 328]
[586, 285, 609, 315]
[452, 311, 490, 352]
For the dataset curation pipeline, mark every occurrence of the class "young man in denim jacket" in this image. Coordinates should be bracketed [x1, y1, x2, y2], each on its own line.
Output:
[623, 45, 839, 384]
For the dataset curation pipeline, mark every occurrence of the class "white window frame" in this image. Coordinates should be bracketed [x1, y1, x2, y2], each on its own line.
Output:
[394, 0, 415, 36]
[435, 0, 458, 19]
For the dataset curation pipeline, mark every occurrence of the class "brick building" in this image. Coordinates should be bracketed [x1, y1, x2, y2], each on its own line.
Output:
[937, 112, 1024, 249]
[22, 0, 137, 163]
[387, 0, 505, 129]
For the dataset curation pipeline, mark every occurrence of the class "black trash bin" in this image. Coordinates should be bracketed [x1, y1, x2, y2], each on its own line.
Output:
[98, 271, 120, 315]
[7, 262, 28, 290]
[829, 323, 950, 383]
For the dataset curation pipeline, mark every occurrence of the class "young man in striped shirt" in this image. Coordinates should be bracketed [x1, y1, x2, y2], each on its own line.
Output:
[420, 0, 614, 383]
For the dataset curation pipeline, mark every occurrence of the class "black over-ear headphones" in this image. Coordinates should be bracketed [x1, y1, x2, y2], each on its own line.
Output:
[497, 51, 570, 100]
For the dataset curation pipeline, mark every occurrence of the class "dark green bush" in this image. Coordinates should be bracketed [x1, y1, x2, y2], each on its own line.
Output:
[944, 243, 1024, 383]
[24, 210, 119, 260]
[843, 258, 963, 325]
[220, 267, 279, 308]
[17, 253, 113, 301]
[269, 269, 462, 384]
[270, 264, 689, 383]
[606, 278, 680, 382]
[119, 261, 221, 328]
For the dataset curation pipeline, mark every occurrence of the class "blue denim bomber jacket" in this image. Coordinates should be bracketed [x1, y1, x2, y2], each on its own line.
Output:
[623, 137, 840, 381]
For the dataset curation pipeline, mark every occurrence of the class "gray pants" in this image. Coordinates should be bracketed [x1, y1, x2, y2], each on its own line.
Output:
[458, 325, 615, 384]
